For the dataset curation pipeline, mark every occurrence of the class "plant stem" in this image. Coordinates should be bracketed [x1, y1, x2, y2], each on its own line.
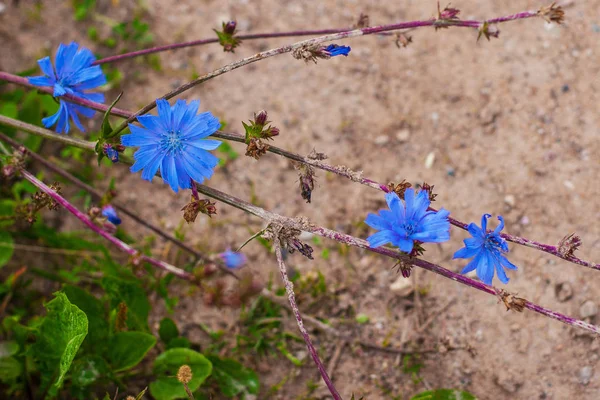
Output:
[0, 114, 96, 150]
[0, 131, 206, 262]
[0, 111, 595, 272]
[19, 169, 194, 280]
[273, 236, 342, 399]
[193, 183, 600, 336]
[108, 8, 543, 136]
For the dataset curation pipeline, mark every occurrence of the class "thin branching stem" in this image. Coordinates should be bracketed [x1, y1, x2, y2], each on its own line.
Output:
[273, 236, 341, 399]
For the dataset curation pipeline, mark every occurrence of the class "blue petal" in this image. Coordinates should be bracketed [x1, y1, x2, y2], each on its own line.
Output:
[181, 111, 220, 139]
[410, 189, 431, 220]
[37, 57, 56, 80]
[180, 150, 216, 183]
[395, 238, 414, 253]
[467, 222, 484, 239]
[55, 42, 79, 77]
[476, 252, 494, 285]
[365, 213, 392, 231]
[28, 76, 54, 87]
[41, 103, 66, 130]
[140, 153, 165, 181]
[366, 230, 396, 248]
[180, 100, 200, 128]
[67, 104, 86, 132]
[136, 115, 165, 134]
[385, 192, 404, 223]
[175, 157, 192, 188]
[460, 254, 480, 274]
[130, 146, 160, 173]
[155, 99, 172, 131]
[404, 188, 415, 216]
[73, 71, 107, 91]
[161, 155, 179, 192]
[480, 213, 492, 233]
[53, 83, 67, 97]
[122, 125, 161, 147]
[171, 99, 188, 131]
[494, 215, 505, 234]
[494, 255, 510, 284]
[499, 254, 518, 270]
[188, 139, 221, 151]
[453, 246, 480, 259]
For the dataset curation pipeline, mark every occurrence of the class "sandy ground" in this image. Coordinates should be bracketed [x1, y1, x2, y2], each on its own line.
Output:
[2, 0, 600, 398]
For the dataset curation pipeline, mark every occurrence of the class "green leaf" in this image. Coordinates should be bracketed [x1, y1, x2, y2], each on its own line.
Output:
[411, 389, 477, 400]
[158, 318, 179, 344]
[0, 231, 14, 268]
[102, 92, 123, 139]
[0, 341, 19, 358]
[166, 337, 190, 349]
[62, 285, 109, 348]
[0, 357, 22, 382]
[206, 355, 259, 397]
[108, 331, 156, 372]
[149, 348, 212, 400]
[71, 355, 110, 387]
[101, 276, 150, 331]
[31, 292, 88, 398]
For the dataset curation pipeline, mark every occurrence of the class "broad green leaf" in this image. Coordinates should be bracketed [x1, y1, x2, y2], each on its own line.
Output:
[0, 231, 14, 268]
[71, 355, 110, 387]
[108, 331, 156, 372]
[166, 337, 190, 349]
[0, 200, 15, 229]
[206, 355, 259, 397]
[31, 292, 88, 398]
[62, 285, 108, 347]
[0, 341, 19, 358]
[411, 389, 477, 400]
[101, 276, 150, 331]
[158, 317, 179, 344]
[0, 357, 22, 382]
[149, 348, 212, 400]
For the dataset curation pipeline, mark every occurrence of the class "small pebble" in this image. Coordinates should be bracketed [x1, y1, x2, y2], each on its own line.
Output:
[424, 152, 436, 169]
[504, 194, 516, 207]
[561, 84, 570, 93]
[446, 167, 456, 177]
[396, 129, 410, 142]
[390, 276, 414, 297]
[0, 3, 5, 14]
[579, 366, 593, 385]
[374, 135, 389, 145]
[580, 300, 598, 319]
[555, 282, 573, 302]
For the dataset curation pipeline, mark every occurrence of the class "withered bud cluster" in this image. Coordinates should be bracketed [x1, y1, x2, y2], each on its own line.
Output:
[181, 197, 217, 223]
[243, 110, 280, 160]
[355, 13, 370, 28]
[177, 365, 193, 384]
[15, 182, 62, 225]
[558, 233, 582, 258]
[295, 164, 316, 203]
[292, 44, 332, 64]
[420, 182, 438, 202]
[497, 289, 526, 312]
[387, 180, 412, 198]
[538, 2, 565, 24]
[478, 22, 500, 41]
[265, 227, 315, 260]
[435, 2, 461, 30]
[395, 33, 413, 49]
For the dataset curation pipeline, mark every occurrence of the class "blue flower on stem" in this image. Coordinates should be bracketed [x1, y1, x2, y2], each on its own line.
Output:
[453, 214, 518, 285]
[323, 44, 351, 57]
[27, 42, 106, 133]
[101, 205, 121, 225]
[365, 188, 450, 253]
[219, 249, 247, 269]
[122, 99, 221, 193]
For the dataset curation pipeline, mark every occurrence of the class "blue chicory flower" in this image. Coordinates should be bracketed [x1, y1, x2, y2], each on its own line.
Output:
[365, 188, 451, 253]
[121, 98, 221, 193]
[104, 144, 119, 163]
[324, 44, 351, 57]
[27, 42, 106, 133]
[219, 249, 247, 269]
[453, 214, 518, 285]
[101, 205, 121, 225]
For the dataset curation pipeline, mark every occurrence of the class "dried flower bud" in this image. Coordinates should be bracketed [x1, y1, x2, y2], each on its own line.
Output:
[395, 33, 413, 49]
[2, 164, 16, 179]
[296, 164, 315, 203]
[114, 144, 126, 152]
[409, 242, 426, 258]
[478, 22, 500, 41]
[254, 110, 268, 126]
[497, 289, 526, 312]
[388, 180, 412, 198]
[396, 262, 412, 278]
[265, 126, 280, 138]
[181, 197, 217, 223]
[103, 143, 119, 163]
[177, 365, 193, 384]
[88, 206, 101, 219]
[293, 43, 353, 63]
[215, 21, 241, 52]
[437, 1, 460, 20]
[558, 233, 582, 258]
[245, 138, 270, 160]
[355, 13, 369, 28]
[538, 2, 565, 24]
[290, 239, 314, 259]
[420, 182, 438, 202]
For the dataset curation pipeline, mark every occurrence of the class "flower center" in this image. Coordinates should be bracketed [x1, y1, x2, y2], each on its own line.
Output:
[160, 130, 184, 155]
[403, 223, 416, 236]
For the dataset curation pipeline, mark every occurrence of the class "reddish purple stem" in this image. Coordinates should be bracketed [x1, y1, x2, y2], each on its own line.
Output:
[20, 169, 194, 280]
